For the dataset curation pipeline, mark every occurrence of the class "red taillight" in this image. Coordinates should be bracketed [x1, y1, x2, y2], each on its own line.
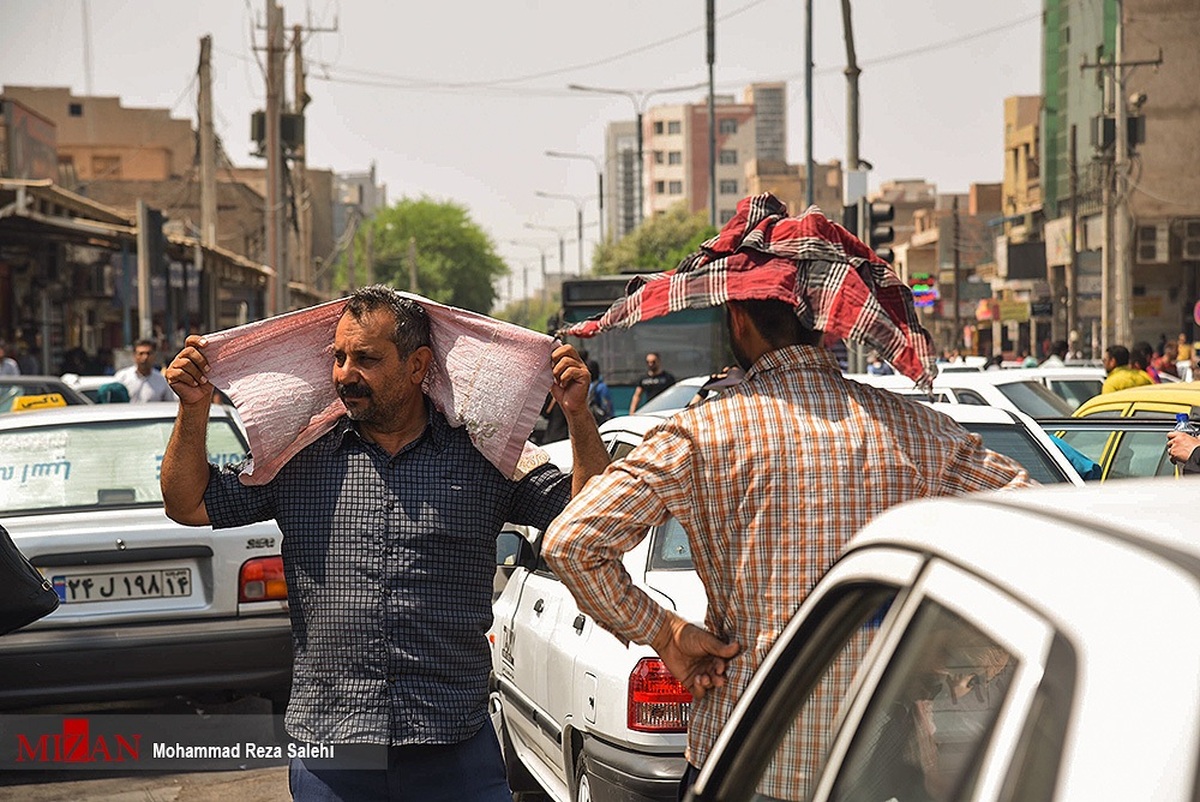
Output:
[628, 657, 692, 732]
[239, 556, 287, 602]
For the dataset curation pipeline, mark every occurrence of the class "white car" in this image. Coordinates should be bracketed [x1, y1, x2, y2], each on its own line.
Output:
[0, 402, 292, 710]
[490, 399, 1080, 802]
[492, 413, 703, 802]
[847, 370, 1076, 418]
[1002, 365, 1106, 410]
[688, 478, 1200, 802]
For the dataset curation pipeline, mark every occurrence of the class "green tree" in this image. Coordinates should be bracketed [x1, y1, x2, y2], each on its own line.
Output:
[591, 202, 716, 276]
[336, 197, 507, 313]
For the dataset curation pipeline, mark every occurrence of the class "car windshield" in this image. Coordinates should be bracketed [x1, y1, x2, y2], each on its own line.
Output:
[636, 382, 700, 414]
[0, 418, 249, 515]
[0, 381, 84, 412]
[995, 380, 1075, 417]
[960, 422, 1070, 484]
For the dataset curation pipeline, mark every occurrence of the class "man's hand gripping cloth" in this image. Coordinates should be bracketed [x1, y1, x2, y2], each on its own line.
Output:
[200, 292, 555, 485]
[559, 192, 938, 388]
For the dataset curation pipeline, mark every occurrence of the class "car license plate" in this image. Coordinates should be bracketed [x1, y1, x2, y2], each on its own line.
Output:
[51, 568, 192, 603]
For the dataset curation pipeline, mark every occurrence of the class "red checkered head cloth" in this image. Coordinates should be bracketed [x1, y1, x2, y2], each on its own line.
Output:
[558, 193, 937, 388]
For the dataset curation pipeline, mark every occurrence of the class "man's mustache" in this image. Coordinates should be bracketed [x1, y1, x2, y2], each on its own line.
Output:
[338, 383, 372, 399]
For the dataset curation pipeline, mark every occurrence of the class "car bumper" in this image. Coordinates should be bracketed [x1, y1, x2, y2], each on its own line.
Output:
[585, 734, 687, 802]
[0, 616, 293, 708]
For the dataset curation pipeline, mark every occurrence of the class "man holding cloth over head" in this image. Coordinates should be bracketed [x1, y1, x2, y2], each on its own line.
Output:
[543, 194, 1034, 801]
[162, 285, 609, 801]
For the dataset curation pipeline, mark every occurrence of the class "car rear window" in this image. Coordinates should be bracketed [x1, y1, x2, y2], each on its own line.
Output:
[0, 418, 249, 515]
[1045, 379, 1102, 410]
[996, 381, 1075, 418]
[961, 423, 1070, 484]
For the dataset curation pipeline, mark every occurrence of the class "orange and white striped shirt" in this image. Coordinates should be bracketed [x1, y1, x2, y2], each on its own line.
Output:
[543, 344, 1033, 798]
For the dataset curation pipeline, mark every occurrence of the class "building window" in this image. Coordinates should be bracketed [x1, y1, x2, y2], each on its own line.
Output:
[667, 120, 682, 134]
[68, 102, 83, 117]
[91, 155, 122, 178]
[1136, 223, 1168, 264]
[653, 121, 664, 134]
[668, 151, 682, 165]
[654, 181, 666, 195]
[653, 150, 664, 164]
[668, 181, 683, 195]
[719, 149, 738, 165]
[719, 118, 738, 135]
[719, 179, 738, 194]
[720, 209, 737, 223]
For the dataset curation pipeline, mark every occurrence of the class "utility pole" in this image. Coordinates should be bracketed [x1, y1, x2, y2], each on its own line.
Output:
[263, 0, 285, 316]
[198, 36, 217, 248]
[198, 35, 219, 331]
[365, 223, 375, 285]
[407, 236, 419, 292]
[952, 195, 961, 349]
[1082, 1, 1162, 349]
[804, 0, 815, 208]
[1068, 123, 1079, 351]
[706, 0, 717, 228]
[136, 200, 153, 341]
[346, 214, 357, 292]
[293, 23, 312, 292]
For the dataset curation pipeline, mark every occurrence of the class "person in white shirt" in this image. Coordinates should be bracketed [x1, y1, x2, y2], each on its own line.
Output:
[0, 341, 20, 376]
[114, 339, 173, 402]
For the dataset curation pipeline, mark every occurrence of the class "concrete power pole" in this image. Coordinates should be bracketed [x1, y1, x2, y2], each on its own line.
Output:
[293, 24, 312, 293]
[1083, 1, 1161, 350]
[1112, 1, 1131, 348]
[136, 200, 153, 341]
[198, 35, 219, 331]
[198, 37, 217, 248]
[706, 0, 716, 228]
[264, 1, 286, 316]
[1068, 124, 1079, 353]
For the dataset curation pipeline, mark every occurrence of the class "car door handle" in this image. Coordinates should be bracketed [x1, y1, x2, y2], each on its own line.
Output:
[573, 614, 586, 633]
[533, 598, 545, 614]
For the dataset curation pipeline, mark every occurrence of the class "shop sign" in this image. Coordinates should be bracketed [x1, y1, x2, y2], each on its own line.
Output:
[997, 299, 1031, 323]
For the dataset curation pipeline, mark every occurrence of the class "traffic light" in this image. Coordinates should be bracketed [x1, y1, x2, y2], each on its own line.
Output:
[857, 198, 895, 263]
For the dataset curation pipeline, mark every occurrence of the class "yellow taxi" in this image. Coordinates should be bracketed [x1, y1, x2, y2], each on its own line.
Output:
[1053, 382, 1200, 480]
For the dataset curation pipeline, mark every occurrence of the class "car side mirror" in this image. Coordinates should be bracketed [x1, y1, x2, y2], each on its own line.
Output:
[496, 529, 537, 570]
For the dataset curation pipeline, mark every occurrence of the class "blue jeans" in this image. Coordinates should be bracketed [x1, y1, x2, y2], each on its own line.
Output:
[289, 724, 511, 801]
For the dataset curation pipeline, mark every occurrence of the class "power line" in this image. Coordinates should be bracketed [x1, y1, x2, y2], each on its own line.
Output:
[306, 0, 775, 91]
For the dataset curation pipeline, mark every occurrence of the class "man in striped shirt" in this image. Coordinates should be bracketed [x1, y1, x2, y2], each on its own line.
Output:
[543, 196, 1034, 800]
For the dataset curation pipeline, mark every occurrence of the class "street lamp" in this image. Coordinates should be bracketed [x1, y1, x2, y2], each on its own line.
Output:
[523, 222, 571, 279]
[567, 81, 707, 229]
[545, 150, 605, 244]
[508, 239, 551, 307]
[534, 190, 593, 275]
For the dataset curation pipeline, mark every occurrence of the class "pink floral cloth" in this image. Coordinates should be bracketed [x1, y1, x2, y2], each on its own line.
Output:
[201, 292, 556, 485]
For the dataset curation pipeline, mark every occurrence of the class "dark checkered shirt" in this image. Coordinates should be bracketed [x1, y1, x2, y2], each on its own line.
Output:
[205, 405, 572, 746]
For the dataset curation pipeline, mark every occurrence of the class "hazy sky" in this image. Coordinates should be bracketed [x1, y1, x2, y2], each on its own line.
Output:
[0, 0, 1043, 302]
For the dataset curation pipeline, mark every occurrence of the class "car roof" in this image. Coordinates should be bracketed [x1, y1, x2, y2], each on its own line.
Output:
[851, 478, 1199, 565]
[919, 401, 1019, 424]
[1077, 380, 1200, 410]
[0, 400, 227, 429]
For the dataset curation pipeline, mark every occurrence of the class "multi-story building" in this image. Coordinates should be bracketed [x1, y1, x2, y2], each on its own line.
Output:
[0, 86, 289, 366]
[1041, 0, 1200, 347]
[744, 158, 843, 219]
[603, 120, 639, 242]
